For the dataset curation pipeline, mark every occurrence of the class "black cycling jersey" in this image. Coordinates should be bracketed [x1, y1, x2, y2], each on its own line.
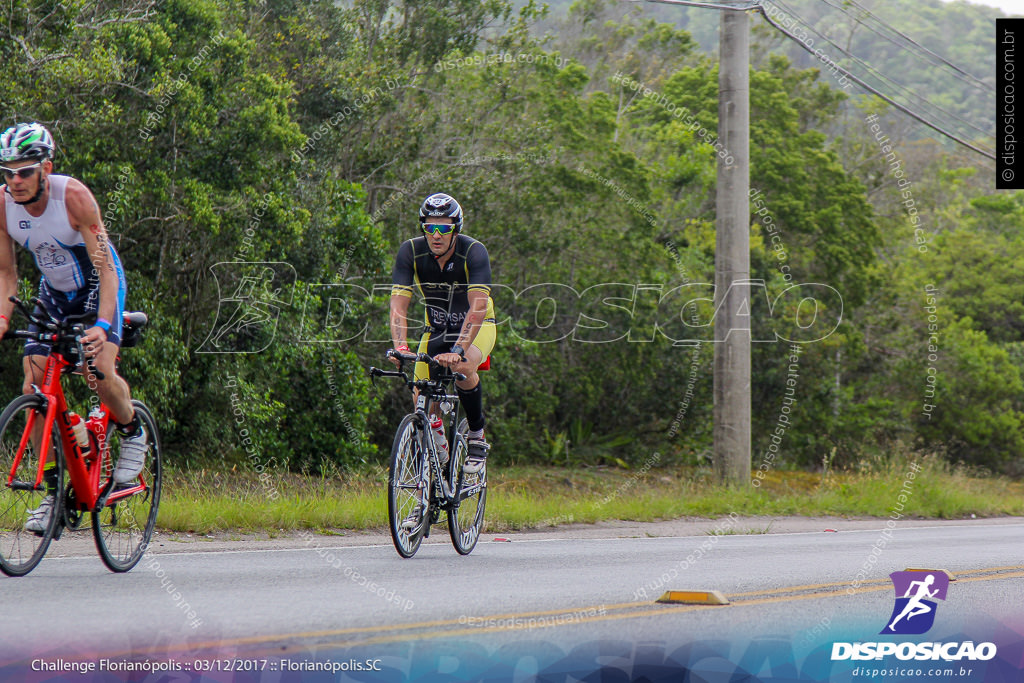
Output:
[391, 234, 493, 332]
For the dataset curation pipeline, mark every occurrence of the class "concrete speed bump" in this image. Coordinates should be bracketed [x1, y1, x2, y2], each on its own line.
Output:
[904, 568, 956, 581]
[656, 590, 730, 605]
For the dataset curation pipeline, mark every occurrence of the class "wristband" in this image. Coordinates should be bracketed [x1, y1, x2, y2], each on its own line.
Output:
[450, 344, 465, 358]
[0, 314, 7, 323]
[95, 318, 111, 333]
[396, 344, 410, 352]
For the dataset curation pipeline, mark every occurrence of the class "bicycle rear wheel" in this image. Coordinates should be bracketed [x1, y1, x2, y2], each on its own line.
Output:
[388, 414, 428, 558]
[93, 401, 162, 572]
[0, 394, 64, 576]
[448, 418, 486, 555]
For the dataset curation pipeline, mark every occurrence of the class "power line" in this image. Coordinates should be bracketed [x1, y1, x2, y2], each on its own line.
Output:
[756, 4, 995, 161]
[812, 0, 989, 96]
[638, 0, 995, 159]
[771, 0, 993, 143]
[811, 0, 992, 96]
[842, 0, 989, 92]
[814, 0, 993, 130]
[634, 0, 759, 11]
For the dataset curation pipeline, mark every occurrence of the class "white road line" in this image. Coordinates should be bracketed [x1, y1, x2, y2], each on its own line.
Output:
[38, 521, 1024, 560]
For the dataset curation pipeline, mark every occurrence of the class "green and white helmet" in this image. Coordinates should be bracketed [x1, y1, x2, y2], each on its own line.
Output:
[0, 123, 55, 163]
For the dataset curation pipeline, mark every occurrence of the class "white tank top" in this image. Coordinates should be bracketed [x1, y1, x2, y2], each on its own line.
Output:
[4, 174, 96, 293]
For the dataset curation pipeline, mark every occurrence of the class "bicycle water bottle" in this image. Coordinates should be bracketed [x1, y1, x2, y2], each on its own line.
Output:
[70, 412, 90, 456]
[430, 416, 449, 464]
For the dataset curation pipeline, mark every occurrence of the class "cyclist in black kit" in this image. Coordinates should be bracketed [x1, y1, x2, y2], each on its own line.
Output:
[389, 193, 495, 474]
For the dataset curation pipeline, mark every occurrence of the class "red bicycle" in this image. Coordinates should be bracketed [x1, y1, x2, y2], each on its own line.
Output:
[0, 296, 161, 575]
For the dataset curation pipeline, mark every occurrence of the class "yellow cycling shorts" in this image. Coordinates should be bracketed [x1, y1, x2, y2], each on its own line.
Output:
[414, 320, 496, 381]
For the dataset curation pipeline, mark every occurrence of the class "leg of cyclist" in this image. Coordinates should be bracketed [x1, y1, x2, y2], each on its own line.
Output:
[414, 330, 452, 443]
[23, 291, 61, 532]
[90, 342, 131, 421]
[401, 330, 439, 530]
[22, 354, 47, 396]
[21, 353, 57, 533]
[451, 321, 495, 474]
[88, 334, 148, 486]
[454, 346, 487, 474]
[411, 329, 437, 413]
[76, 265, 148, 486]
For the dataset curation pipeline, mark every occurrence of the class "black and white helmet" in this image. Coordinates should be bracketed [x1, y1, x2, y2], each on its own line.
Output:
[0, 122, 55, 163]
[419, 193, 463, 231]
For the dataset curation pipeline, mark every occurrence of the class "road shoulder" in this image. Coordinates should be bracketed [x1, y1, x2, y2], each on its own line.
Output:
[42, 515, 1024, 558]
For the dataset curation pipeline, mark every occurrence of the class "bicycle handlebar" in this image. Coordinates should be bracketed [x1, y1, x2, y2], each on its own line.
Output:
[369, 349, 467, 384]
[1, 296, 106, 380]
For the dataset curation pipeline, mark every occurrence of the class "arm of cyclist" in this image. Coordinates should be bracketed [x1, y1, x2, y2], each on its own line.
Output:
[388, 239, 418, 367]
[66, 181, 116, 356]
[434, 288, 488, 368]
[437, 238, 490, 368]
[388, 294, 412, 367]
[0, 208, 15, 337]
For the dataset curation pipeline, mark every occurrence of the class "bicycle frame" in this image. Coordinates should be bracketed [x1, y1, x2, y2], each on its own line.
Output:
[371, 353, 483, 507]
[415, 384, 485, 509]
[11, 350, 145, 514]
[0, 293, 161, 575]
[374, 349, 489, 557]
[413, 389, 461, 505]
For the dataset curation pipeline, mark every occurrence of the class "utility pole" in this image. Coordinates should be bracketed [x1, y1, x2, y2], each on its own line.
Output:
[714, 8, 751, 486]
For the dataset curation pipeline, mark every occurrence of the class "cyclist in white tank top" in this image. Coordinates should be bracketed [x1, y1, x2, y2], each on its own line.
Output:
[4, 174, 125, 294]
[0, 123, 147, 516]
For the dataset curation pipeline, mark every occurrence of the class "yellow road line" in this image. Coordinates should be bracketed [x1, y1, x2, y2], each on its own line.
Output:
[946, 570, 1024, 585]
[49, 565, 1024, 660]
[43, 601, 653, 661]
[275, 583, 922, 652]
[287, 567, 1024, 653]
[726, 578, 891, 598]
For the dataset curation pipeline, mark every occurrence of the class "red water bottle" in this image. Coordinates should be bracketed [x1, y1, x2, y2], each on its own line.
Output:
[430, 416, 449, 464]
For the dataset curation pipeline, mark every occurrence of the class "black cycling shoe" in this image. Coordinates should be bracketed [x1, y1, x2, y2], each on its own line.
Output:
[464, 439, 489, 475]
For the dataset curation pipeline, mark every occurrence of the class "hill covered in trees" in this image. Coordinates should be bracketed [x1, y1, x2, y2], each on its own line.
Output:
[538, 0, 997, 146]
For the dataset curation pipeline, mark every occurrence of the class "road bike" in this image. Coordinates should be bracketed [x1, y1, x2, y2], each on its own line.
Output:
[370, 350, 487, 558]
[0, 296, 161, 576]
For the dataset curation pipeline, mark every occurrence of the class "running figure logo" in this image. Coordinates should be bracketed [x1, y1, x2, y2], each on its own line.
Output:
[196, 262, 296, 353]
[881, 571, 950, 635]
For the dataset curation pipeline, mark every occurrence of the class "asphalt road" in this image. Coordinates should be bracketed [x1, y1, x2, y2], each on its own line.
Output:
[2, 520, 1023, 681]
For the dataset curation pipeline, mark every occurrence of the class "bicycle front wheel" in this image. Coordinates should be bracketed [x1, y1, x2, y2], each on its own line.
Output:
[0, 394, 64, 576]
[93, 400, 162, 572]
[448, 418, 486, 555]
[388, 414, 427, 558]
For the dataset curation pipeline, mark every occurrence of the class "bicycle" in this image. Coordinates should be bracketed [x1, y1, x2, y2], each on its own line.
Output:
[369, 350, 487, 558]
[0, 296, 161, 576]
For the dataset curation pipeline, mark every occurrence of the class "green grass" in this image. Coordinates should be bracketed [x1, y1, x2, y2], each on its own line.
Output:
[156, 457, 1024, 534]
[158, 468, 385, 534]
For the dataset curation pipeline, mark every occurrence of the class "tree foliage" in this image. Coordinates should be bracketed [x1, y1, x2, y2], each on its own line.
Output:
[1, 0, 1018, 476]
